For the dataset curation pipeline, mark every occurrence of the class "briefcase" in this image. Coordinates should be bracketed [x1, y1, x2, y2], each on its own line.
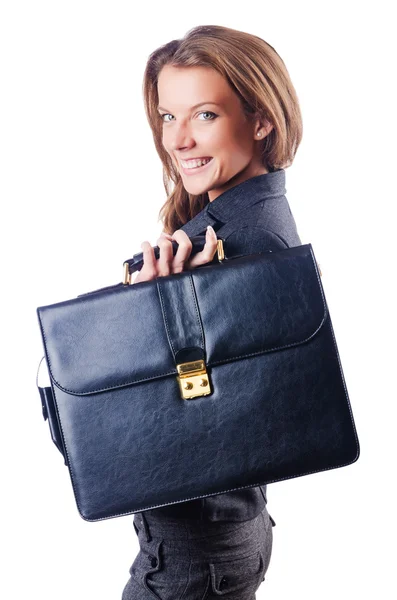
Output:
[36, 235, 360, 522]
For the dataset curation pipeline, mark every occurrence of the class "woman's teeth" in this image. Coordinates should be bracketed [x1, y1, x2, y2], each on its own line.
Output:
[181, 157, 212, 169]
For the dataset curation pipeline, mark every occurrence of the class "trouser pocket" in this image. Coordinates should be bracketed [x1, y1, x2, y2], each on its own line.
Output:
[128, 536, 164, 598]
[208, 550, 264, 596]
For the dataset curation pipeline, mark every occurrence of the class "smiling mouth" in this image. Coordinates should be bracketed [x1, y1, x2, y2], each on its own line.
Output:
[180, 157, 213, 174]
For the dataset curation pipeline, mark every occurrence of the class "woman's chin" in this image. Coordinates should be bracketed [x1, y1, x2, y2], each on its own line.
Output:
[180, 169, 217, 195]
[182, 181, 211, 196]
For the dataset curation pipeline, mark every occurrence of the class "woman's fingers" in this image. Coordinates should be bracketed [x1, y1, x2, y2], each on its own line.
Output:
[156, 232, 175, 277]
[171, 229, 193, 273]
[187, 225, 218, 268]
[134, 241, 157, 283]
[133, 226, 218, 284]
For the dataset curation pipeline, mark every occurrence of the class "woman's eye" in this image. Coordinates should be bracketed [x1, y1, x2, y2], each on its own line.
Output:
[198, 111, 217, 121]
[159, 111, 217, 122]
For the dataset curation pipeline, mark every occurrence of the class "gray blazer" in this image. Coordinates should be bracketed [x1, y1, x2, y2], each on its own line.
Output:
[144, 168, 302, 523]
[181, 168, 302, 255]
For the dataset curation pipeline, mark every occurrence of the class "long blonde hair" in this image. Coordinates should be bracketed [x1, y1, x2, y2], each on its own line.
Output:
[142, 25, 303, 234]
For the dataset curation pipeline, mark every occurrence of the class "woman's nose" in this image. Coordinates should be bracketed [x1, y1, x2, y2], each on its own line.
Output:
[169, 123, 194, 151]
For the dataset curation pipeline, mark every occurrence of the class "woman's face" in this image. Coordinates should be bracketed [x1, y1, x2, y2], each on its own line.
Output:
[157, 65, 272, 202]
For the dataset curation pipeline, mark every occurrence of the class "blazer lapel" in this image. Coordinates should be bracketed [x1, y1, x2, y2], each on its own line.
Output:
[179, 209, 222, 238]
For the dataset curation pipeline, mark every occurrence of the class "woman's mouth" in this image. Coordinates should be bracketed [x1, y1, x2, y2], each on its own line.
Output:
[180, 157, 213, 176]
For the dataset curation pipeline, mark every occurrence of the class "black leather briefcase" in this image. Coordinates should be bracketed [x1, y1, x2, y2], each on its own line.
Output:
[36, 235, 360, 522]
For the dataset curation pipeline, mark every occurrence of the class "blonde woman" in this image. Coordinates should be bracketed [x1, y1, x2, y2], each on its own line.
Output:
[122, 24, 303, 600]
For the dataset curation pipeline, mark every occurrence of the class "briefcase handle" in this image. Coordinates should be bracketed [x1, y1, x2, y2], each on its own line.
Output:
[122, 235, 226, 285]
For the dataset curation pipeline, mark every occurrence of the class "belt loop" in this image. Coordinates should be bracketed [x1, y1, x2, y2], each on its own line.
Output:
[141, 512, 152, 542]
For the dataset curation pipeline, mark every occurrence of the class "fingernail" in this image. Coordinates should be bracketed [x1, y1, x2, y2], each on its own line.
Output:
[207, 225, 216, 236]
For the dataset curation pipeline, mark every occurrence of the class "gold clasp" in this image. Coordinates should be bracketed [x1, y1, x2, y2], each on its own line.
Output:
[176, 359, 212, 400]
[217, 238, 225, 261]
[123, 262, 131, 285]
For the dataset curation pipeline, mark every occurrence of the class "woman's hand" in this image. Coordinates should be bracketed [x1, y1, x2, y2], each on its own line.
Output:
[133, 225, 219, 284]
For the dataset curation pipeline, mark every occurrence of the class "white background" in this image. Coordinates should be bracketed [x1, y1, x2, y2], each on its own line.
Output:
[1, 1, 396, 598]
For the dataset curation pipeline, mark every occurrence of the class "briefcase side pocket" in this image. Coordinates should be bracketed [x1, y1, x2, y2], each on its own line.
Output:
[38, 384, 68, 465]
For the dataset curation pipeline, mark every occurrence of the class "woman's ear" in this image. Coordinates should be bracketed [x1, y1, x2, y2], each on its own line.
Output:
[254, 117, 274, 140]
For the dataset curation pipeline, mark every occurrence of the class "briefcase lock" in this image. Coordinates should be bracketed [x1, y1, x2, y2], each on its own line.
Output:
[176, 360, 212, 400]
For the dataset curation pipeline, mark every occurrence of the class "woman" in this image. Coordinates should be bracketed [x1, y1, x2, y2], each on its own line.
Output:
[122, 24, 303, 600]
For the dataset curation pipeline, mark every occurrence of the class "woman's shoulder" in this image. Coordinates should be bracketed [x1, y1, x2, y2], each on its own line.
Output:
[217, 196, 302, 254]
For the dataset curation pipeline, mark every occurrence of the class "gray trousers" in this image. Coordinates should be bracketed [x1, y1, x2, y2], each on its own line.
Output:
[121, 504, 274, 599]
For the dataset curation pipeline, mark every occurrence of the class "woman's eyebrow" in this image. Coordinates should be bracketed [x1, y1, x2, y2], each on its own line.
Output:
[157, 101, 222, 111]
